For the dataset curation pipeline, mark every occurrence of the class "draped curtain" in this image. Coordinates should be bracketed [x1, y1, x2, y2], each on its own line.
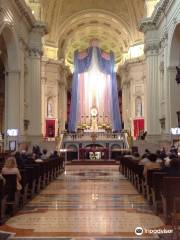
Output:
[68, 45, 122, 132]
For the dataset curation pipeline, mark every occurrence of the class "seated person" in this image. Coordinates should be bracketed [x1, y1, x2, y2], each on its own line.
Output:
[1, 157, 22, 190]
[139, 149, 151, 164]
[41, 149, 48, 160]
[14, 151, 25, 169]
[139, 154, 150, 165]
[156, 150, 163, 163]
[0, 173, 5, 185]
[143, 153, 161, 177]
[162, 158, 180, 176]
[132, 152, 141, 161]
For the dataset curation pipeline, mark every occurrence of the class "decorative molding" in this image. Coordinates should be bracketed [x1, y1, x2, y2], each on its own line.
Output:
[32, 21, 48, 36]
[144, 42, 159, 54]
[14, 0, 36, 28]
[159, 31, 168, 49]
[139, 0, 172, 33]
[29, 47, 43, 57]
[14, 0, 48, 34]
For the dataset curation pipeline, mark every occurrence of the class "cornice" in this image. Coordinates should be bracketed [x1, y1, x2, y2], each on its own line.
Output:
[14, 0, 48, 35]
[139, 0, 172, 33]
[14, 0, 35, 28]
[32, 21, 48, 35]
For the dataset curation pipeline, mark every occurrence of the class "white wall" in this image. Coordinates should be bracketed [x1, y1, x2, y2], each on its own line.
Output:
[119, 59, 146, 137]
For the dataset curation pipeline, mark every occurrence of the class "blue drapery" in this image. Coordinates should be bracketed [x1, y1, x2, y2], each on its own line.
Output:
[68, 46, 122, 132]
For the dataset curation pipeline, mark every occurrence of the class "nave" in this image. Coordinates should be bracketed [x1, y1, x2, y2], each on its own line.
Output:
[0, 165, 170, 239]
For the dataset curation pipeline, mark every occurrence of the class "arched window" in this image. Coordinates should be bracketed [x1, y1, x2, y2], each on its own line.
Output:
[135, 97, 142, 117]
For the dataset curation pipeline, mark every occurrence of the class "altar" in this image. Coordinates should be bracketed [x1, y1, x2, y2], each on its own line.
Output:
[84, 129, 105, 133]
[68, 40, 122, 133]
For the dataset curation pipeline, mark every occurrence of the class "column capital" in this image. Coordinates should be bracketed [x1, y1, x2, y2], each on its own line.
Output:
[29, 47, 43, 57]
[32, 21, 48, 36]
[144, 42, 159, 54]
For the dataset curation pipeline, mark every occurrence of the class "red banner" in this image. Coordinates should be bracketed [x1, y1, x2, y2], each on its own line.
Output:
[45, 119, 55, 138]
[133, 118, 144, 139]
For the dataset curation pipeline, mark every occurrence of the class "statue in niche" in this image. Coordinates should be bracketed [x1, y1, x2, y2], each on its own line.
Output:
[47, 98, 54, 118]
[135, 97, 142, 117]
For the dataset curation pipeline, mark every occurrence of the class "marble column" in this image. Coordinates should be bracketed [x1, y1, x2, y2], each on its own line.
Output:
[5, 70, 20, 148]
[58, 82, 67, 131]
[144, 42, 160, 136]
[28, 49, 42, 136]
[27, 22, 47, 140]
[167, 67, 178, 128]
[5, 70, 20, 130]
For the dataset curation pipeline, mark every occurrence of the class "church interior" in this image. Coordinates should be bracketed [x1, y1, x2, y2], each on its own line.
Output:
[0, 0, 180, 239]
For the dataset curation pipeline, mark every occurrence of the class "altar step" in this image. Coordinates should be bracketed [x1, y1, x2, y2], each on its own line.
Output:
[66, 159, 119, 165]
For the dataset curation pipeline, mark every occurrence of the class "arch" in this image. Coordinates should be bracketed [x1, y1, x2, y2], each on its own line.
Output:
[56, 9, 133, 66]
[0, 9, 20, 71]
[85, 143, 104, 148]
[169, 23, 180, 67]
[57, 9, 132, 43]
[110, 144, 121, 150]
[66, 144, 78, 151]
[167, 22, 180, 128]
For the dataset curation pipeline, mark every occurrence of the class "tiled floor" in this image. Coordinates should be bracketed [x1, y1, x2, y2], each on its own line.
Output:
[0, 165, 171, 239]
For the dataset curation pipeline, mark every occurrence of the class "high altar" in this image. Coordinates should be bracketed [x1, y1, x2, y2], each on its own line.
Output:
[68, 40, 121, 132]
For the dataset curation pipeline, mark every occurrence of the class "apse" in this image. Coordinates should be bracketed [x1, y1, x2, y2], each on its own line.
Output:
[68, 40, 121, 132]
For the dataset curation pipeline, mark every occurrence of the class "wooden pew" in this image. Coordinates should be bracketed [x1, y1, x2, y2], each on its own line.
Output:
[3, 174, 20, 215]
[161, 177, 180, 223]
[0, 179, 7, 224]
[151, 172, 168, 214]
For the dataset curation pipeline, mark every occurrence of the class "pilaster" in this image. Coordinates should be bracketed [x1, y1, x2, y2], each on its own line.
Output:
[145, 41, 160, 135]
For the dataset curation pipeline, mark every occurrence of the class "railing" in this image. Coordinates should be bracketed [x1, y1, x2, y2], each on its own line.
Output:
[63, 132, 129, 149]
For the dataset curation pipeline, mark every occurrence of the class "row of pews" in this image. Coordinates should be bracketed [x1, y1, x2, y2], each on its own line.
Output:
[119, 157, 180, 228]
[0, 156, 64, 224]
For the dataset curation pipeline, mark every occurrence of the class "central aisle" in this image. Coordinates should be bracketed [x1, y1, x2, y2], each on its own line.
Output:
[0, 165, 166, 239]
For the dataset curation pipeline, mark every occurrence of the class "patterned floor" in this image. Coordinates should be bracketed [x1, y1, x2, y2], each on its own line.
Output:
[0, 165, 173, 239]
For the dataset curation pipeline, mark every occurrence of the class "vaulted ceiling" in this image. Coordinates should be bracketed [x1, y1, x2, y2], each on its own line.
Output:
[29, 0, 145, 66]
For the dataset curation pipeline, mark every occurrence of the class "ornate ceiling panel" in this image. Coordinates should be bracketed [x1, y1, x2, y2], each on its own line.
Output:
[38, 0, 145, 67]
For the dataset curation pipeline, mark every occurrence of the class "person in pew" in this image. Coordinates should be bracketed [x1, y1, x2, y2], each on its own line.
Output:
[0, 173, 5, 185]
[138, 149, 151, 165]
[162, 159, 180, 176]
[139, 155, 150, 165]
[1, 157, 22, 190]
[156, 150, 163, 163]
[32, 144, 42, 158]
[50, 151, 60, 161]
[123, 151, 133, 158]
[14, 151, 25, 169]
[132, 152, 141, 161]
[143, 153, 161, 177]
[163, 153, 176, 167]
[41, 149, 48, 161]
[160, 147, 167, 159]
